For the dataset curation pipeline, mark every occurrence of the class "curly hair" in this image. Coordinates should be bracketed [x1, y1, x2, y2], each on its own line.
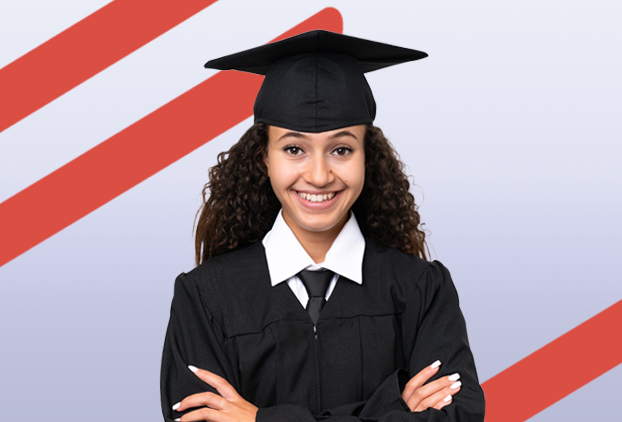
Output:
[194, 123, 428, 265]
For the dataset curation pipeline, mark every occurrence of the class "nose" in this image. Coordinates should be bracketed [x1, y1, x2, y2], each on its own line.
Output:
[304, 154, 334, 187]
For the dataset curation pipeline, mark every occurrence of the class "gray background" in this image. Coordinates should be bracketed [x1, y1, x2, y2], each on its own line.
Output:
[0, 0, 620, 420]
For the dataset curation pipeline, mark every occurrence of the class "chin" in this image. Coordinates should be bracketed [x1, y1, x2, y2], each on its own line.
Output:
[300, 222, 340, 233]
[291, 212, 346, 233]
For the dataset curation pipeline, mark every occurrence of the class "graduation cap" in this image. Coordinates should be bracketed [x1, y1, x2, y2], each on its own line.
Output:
[205, 30, 428, 133]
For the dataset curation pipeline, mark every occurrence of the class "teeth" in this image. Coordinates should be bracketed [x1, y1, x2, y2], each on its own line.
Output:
[297, 192, 336, 202]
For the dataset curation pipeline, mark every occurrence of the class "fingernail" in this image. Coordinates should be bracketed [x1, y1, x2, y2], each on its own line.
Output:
[430, 360, 441, 369]
[175, 419, 181, 422]
[449, 373, 460, 381]
[451, 381, 462, 389]
[443, 395, 452, 403]
[188, 365, 198, 373]
[172, 402, 180, 411]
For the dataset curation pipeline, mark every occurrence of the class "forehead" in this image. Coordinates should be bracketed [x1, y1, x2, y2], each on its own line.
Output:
[268, 125, 366, 143]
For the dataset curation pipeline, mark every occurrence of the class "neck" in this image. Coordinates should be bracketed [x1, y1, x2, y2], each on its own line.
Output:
[283, 213, 349, 264]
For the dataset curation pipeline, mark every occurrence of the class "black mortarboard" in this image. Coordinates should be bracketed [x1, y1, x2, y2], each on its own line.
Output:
[205, 30, 428, 133]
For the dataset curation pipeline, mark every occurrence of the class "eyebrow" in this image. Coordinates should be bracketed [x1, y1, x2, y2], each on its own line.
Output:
[276, 132, 307, 143]
[276, 130, 360, 143]
[331, 130, 360, 141]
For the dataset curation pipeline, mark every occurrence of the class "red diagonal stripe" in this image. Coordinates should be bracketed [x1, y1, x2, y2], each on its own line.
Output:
[482, 299, 622, 421]
[0, 7, 343, 267]
[0, 0, 220, 133]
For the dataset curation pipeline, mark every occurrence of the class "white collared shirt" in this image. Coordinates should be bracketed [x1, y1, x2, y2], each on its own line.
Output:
[262, 209, 366, 308]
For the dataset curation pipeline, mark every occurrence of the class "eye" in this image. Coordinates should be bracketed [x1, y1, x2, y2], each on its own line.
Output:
[332, 146, 353, 156]
[284, 145, 304, 156]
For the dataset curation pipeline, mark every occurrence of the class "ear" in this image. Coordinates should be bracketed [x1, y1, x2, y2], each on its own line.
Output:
[262, 149, 270, 177]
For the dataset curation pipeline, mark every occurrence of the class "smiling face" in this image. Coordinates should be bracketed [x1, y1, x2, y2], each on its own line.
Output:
[263, 125, 366, 241]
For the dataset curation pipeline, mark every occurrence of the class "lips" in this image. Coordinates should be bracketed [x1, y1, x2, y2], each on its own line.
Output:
[295, 191, 337, 203]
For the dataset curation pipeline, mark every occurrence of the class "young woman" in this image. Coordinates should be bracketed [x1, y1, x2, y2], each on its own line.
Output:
[160, 31, 485, 422]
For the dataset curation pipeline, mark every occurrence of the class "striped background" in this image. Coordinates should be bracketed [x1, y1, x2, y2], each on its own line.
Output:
[1, 1, 620, 420]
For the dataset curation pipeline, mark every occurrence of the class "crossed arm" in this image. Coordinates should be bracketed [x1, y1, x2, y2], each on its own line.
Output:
[172, 361, 462, 422]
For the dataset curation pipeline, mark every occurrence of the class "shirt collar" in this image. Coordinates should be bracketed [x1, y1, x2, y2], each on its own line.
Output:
[262, 210, 366, 286]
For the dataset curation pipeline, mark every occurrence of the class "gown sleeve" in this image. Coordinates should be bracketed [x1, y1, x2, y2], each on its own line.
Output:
[160, 272, 240, 422]
[255, 260, 486, 422]
[161, 260, 485, 422]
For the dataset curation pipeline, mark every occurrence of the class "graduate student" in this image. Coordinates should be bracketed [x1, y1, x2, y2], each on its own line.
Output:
[160, 30, 485, 422]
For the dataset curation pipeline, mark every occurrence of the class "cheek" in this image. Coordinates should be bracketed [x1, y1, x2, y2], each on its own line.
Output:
[345, 159, 365, 192]
[267, 160, 299, 193]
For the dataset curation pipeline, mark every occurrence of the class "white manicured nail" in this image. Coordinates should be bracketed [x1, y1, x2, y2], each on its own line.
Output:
[443, 395, 452, 402]
[188, 365, 198, 373]
[451, 381, 462, 389]
[449, 373, 460, 381]
[175, 419, 180, 421]
[430, 360, 441, 369]
[172, 402, 180, 411]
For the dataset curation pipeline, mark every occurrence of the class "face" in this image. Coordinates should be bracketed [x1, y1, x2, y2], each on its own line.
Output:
[263, 125, 366, 238]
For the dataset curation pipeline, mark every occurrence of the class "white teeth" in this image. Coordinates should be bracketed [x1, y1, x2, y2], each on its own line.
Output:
[297, 192, 336, 202]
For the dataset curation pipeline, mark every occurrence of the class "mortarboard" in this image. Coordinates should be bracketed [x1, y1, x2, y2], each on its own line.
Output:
[205, 30, 427, 133]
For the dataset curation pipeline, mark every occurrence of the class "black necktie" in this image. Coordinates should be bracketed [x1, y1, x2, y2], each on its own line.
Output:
[298, 269, 334, 326]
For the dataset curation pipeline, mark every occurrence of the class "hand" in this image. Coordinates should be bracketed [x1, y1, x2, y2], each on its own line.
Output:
[172, 365, 258, 422]
[401, 360, 462, 412]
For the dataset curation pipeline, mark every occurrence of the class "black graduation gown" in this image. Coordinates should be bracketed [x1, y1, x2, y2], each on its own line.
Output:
[160, 239, 485, 422]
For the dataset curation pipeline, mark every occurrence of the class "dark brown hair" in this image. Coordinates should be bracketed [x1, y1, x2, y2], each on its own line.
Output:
[194, 123, 428, 265]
